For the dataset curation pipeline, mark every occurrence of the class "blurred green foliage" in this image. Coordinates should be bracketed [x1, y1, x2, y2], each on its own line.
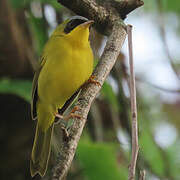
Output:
[0, 78, 32, 102]
[28, 13, 48, 55]
[162, 0, 180, 13]
[77, 139, 128, 180]
[9, 0, 61, 10]
[101, 82, 119, 112]
[8, 0, 32, 9]
[140, 130, 166, 177]
[166, 142, 180, 179]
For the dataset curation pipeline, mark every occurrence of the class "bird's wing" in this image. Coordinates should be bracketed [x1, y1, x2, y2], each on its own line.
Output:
[31, 57, 46, 120]
[31, 55, 80, 119]
[58, 89, 81, 115]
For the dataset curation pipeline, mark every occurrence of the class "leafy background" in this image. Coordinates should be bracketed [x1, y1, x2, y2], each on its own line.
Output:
[0, 0, 180, 179]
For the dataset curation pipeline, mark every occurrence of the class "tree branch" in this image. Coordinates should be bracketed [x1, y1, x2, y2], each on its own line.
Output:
[111, 0, 144, 19]
[58, 0, 143, 35]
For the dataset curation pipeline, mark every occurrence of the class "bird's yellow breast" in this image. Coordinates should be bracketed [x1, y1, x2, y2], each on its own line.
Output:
[38, 34, 93, 108]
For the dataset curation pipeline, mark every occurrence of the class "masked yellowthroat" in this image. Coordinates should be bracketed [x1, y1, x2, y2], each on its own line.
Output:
[30, 16, 94, 177]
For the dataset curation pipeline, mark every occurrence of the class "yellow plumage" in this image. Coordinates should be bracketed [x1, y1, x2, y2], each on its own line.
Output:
[30, 16, 94, 177]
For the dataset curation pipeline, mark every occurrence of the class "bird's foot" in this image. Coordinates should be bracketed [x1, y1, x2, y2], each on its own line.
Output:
[55, 113, 63, 120]
[87, 75, 101, 86]
[64, 106, 82, 120]
[54, 113, 64, 125]
[55, 106, 81, 121]
[60, 123, 69, 140]
[55, 106, 82, 140]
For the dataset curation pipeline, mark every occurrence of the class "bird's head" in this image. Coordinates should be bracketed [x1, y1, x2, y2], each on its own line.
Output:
[52, 16, 94, 46]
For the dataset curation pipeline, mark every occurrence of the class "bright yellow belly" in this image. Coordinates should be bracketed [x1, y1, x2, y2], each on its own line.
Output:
[38, 38, 93, 109]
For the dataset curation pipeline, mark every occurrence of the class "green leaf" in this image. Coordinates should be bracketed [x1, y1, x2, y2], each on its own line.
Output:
[0, 78, 32, 102]
[143, 0, 157, 11]
[9, 0, 62, 10]
[162, 0, 180, 13]
[27, 13, 48, 56]
[139, 131, 166, 177]
[8, 0, 32, 9]
[101, 82, 119, 112]
[77, 139, 128, 180]
[165, 141, 180, 179]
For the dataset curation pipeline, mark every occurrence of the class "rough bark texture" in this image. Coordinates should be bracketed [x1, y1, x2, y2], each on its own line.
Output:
[58, 0, 144, 35]
[52, 0, 144, 179]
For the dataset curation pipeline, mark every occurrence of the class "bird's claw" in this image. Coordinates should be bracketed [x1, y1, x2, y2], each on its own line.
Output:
[54, 106, 82, 139]
[60, 124, 69, 139]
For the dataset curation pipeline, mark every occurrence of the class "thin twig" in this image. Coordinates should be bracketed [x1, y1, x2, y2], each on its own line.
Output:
[139, 170, 146, 180]
[127, 25, 139, 180]
[58, 0, 144, 35]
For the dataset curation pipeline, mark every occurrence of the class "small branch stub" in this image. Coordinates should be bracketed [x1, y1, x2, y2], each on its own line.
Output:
[127, 24, 139, 180]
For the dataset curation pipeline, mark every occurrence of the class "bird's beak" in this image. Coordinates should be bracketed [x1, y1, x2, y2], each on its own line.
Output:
[80, 20, 94, 28]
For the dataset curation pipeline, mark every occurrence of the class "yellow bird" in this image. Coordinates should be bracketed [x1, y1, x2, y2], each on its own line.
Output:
[30, 16, 94, 177]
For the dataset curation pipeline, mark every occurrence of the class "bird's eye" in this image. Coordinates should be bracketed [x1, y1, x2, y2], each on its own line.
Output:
[67, 21, 74, 29]
[64, 18, 87, 34]
[64, 20, 75, 34]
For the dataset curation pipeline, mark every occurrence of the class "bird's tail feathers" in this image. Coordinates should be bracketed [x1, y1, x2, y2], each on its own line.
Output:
[30, 123, 54, 177]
